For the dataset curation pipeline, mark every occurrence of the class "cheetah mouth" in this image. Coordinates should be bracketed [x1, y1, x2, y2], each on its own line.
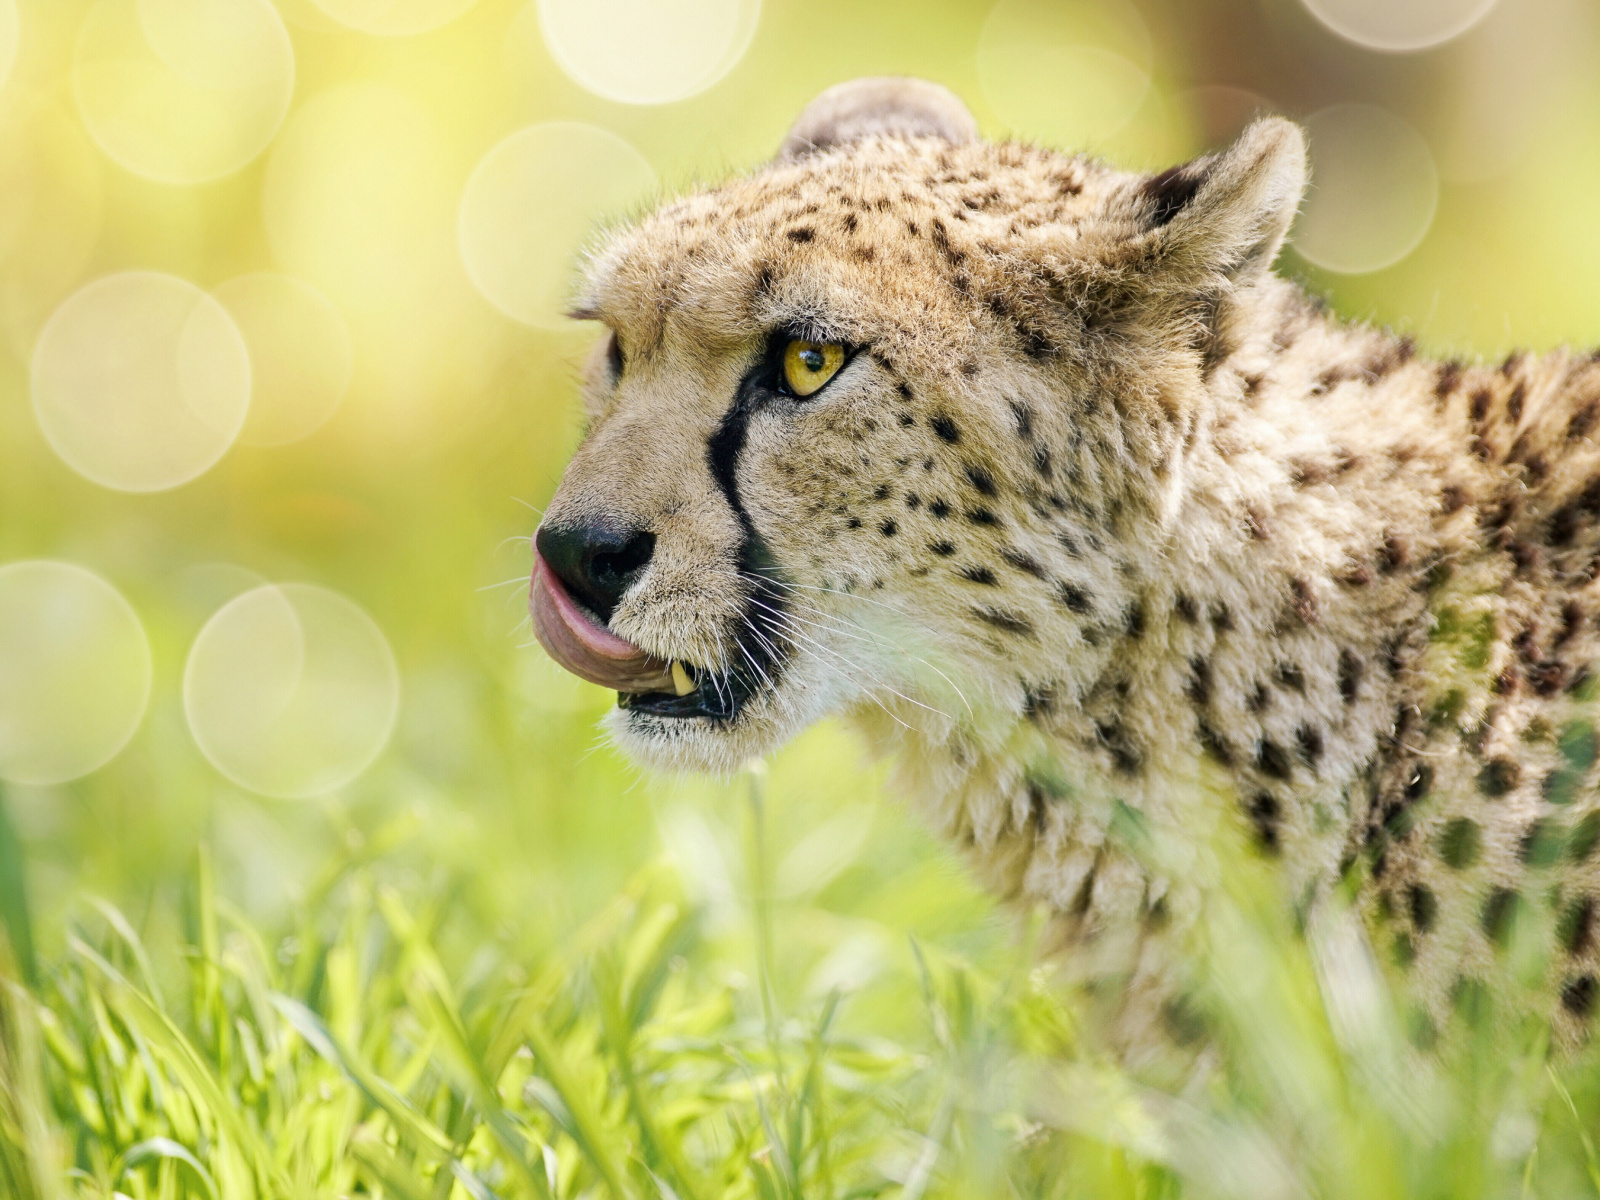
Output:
[529, 553, 778, 723]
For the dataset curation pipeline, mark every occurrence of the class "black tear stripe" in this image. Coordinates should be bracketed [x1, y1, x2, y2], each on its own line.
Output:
[689, 378, 791, 722]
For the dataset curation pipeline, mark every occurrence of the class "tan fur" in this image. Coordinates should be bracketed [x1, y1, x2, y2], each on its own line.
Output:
[540, 79, 1600, 1062]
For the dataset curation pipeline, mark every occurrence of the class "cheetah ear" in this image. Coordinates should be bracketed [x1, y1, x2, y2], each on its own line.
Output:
[776, 77, 979, 162]
[1137, 117, 1307, 286]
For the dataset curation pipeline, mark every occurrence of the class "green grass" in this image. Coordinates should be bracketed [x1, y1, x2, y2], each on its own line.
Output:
[9, 762, 1600, 1200]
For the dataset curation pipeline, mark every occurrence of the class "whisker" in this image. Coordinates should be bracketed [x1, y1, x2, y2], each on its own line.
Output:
[478, 574, 533, 593]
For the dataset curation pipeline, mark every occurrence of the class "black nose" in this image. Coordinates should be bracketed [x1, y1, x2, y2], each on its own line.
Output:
[536, 519, 656, 623]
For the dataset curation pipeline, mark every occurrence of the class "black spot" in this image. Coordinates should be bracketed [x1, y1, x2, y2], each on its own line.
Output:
[1162, 995, 1207, 1046]
[1210, 603, 1234, 633]
[929, 540, 956, 556]
[1255, 740, 1291, 781]
[1477, 757, 1520, 798]
[1095, 719, 1142, 774]
[960, 566, 998, 586]
[845, 517, 861, 529]
[1519, 818, 1565, 867]
[1275, 663, 1306, 693]
[930, 415, 960, 443]
[786, 227, 815, 243]
[1560, 896, 1595, 956]
[842, 212, 857, 233]
[1009, 400, 1034, 439]
[964, 465, 997, 496]
[1033, 445, 1053, 478]
[1481, 887, 1521, 946]
[1404, 763, 1433, 801]
[1406, 883, 1437, 933]
[1000, 548, 1047, 579]
[973, 607, 1035, 637]
[879, 519, 897, 537]
[1125, 602, 1145, 640]
[965, 508, 999, 526]
[1022, 684, 1056, 719]
[1175, 593, 1198, 623]
[1338, 650, 1363, 705]
[898, 412, 916, 427]
[1186, 657, 1211, 706]
[1562, 975, 1597, 1017]
[930, 499, 951, 519]
[1247, 792, 1281, 853]
[1296, 725, 1324, 766]
[1057, 583, 1091, 614]
[872, 484, 891, 501]
[905, 493, 921, 509]
[1569, 812, 1600, 862]
[1197, 720, 1232, 767]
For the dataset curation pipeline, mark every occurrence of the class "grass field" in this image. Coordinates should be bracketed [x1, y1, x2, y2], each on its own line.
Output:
[7, 0, 1600, 1194]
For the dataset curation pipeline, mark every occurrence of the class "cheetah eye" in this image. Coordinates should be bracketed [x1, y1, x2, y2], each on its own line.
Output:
[780, 339, 845, 398]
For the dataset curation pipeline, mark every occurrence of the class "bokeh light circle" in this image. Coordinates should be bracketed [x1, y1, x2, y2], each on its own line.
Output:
[308, 0, 478, 36]
[459, 122, 656, 329]
[32, 272, 251, 492]
[1300, 0, 1498, 52]
[977, 0, 1152, 149]
[214, 273, 352, 446]
[0, 561, 151, 785]
[1294, 104, 1439, 275]
[535, 0, 760, 106]
[0, 0, 19, 93]
[73, 0, 294, 185]
[184, 583, 400, 798]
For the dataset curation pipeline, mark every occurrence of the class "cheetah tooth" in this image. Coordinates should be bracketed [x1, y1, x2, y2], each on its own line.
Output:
[671, 661, 695, 696]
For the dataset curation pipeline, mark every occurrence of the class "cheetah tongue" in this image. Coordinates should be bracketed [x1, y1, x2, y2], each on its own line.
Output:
[530, 553, 676, 694]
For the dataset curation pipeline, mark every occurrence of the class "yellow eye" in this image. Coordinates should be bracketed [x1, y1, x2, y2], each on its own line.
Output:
[781, 339, 845, 397]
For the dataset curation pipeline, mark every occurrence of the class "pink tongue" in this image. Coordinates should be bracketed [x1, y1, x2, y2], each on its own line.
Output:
[529, 554, 675, 693]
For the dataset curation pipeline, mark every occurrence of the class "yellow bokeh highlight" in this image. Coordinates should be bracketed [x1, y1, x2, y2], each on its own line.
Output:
[533, 0, 760, 106]
[0, 561, 151, 786]
[215, 272, 353, 446]
[1294, 105, 1439, 275]
[1300, 0, 1499, 52]
[32, 271, 251, 492]
[977, 0, 1151, 151]
[184, 583, 400, 799]
[309, 0, 479, 36]
[458, 122, 657, 329]
[73, 0, 294, 185]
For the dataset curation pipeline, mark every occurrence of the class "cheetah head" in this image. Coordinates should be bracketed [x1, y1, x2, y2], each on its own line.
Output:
[531, 77, 1308, 773]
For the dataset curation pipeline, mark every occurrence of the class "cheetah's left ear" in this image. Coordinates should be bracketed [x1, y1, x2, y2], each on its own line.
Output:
[1137, 117, 1307, 286]
[776, 77, 980, 162]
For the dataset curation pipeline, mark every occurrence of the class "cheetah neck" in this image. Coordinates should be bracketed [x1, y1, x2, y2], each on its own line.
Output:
[855, 277, 1597, 941]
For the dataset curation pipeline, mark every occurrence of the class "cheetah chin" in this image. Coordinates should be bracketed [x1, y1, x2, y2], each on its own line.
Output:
[530, 75, 1600, 1061]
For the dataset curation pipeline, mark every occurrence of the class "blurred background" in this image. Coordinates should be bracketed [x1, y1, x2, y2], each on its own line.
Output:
[4, 0, 1600, 1193]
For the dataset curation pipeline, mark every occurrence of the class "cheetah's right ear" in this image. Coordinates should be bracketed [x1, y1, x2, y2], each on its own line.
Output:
[1137, 117, 1308, 287]
[776, 77, 979, 162]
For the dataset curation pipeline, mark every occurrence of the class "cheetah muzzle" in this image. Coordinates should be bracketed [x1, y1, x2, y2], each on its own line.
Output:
[530, 76, 1600, 1060]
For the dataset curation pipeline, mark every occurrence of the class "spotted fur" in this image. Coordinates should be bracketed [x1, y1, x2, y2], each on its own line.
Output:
[540, 78, 1600, 1062]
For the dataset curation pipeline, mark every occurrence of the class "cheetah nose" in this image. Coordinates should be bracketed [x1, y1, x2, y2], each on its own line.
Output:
[535, 518, 656, 622]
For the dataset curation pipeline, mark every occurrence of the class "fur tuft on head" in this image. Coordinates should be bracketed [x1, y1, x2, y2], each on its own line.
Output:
[776, 76, 979, 162]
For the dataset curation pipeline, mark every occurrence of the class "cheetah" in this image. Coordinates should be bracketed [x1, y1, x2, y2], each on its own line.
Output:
[529, 77, 1600, 1061]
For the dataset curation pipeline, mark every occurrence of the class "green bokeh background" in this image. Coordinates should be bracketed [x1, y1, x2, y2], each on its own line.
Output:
[4, 0, 1600, 1194]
